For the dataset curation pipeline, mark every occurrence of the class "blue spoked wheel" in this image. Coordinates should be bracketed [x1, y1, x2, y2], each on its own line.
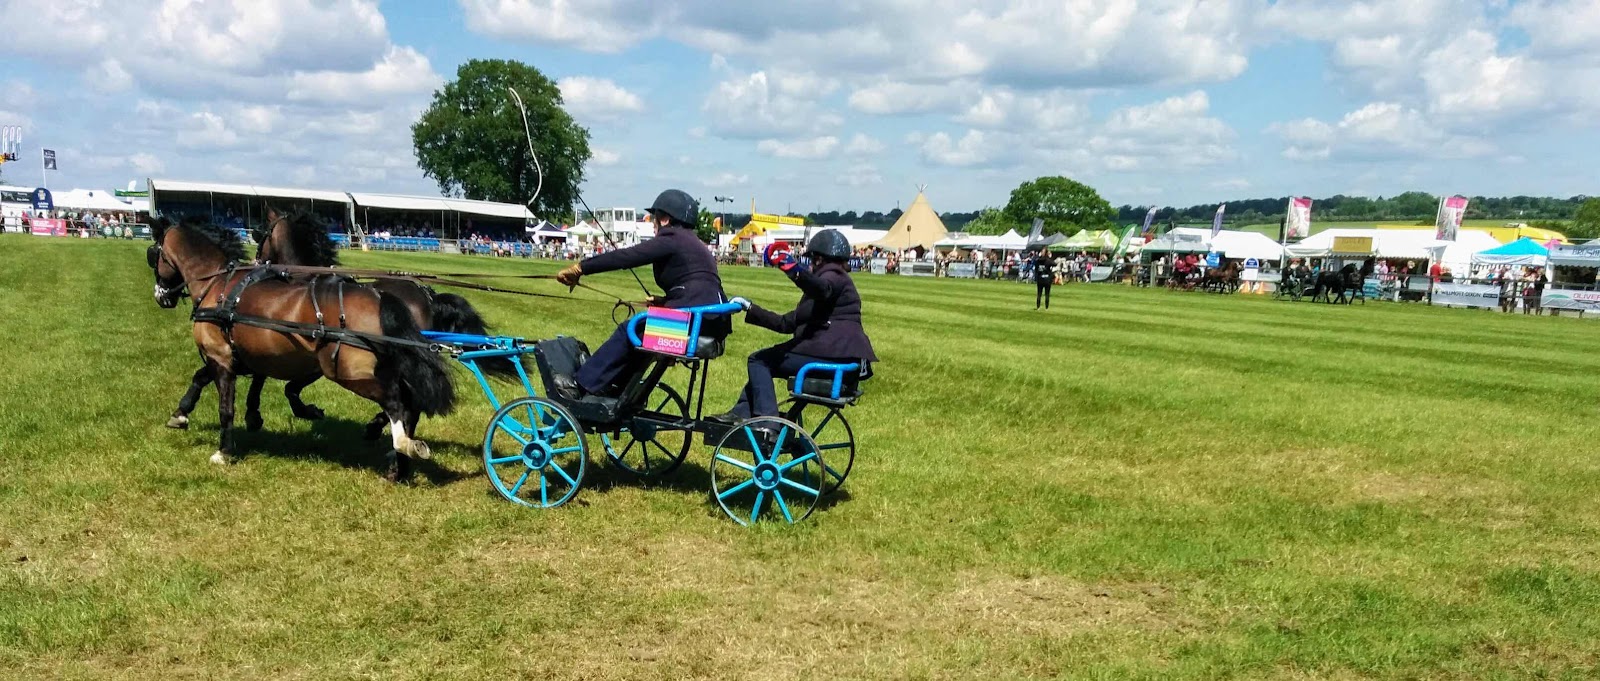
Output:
[783, 401, 855, 495]
[601, 384, 691, 478]
[709, 417, 825, 526]
[483, 397, 587, 508]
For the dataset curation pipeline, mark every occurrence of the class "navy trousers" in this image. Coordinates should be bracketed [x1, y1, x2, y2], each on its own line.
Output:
[728, 347, 830, 418]
[573, 323, 640, 394]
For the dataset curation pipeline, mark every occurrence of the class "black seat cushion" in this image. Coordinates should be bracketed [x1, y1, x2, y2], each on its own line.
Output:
[534, 336, 590, 393]
[790, 371, 861, 400]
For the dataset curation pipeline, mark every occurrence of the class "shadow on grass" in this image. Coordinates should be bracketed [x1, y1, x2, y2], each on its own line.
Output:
[218, 416, 473, 486]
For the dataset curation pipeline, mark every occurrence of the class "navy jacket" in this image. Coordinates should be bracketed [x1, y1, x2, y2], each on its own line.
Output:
[1034, 255, 1057, 283]
[746, 261, 877, 362]
[580, 225, 729, 335]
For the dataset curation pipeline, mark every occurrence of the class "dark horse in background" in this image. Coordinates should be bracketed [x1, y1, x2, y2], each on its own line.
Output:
[147, 216, 454, 480]
[159, 207, 505, 438]
[1311, 263, 1366, 304]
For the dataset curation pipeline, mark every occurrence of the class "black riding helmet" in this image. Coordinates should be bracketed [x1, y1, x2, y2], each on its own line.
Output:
[647, 189, 699, 227]
[804, 229, 850, 260]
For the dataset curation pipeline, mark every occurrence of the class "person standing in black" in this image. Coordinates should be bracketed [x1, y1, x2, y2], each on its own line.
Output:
[1034, 248, 1057, 309]
[553, 189, 728, 398]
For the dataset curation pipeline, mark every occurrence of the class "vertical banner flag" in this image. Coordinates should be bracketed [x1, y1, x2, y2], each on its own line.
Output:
[1140, 207, 1157, 235]
[1434, 195, 1468, 241]
[1286, 197, 1312, 239]
[1112, 225, 1138, 261]
[1027, 218, 1044, 243]
[1211, 204, 1226, 239]
[42, 149, 57, 171]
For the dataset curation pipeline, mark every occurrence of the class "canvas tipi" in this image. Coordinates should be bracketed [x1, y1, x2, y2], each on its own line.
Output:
[871, 188, 948, 251]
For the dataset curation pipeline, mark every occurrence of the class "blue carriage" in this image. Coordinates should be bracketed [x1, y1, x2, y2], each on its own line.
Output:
[422, 301, 862, 525]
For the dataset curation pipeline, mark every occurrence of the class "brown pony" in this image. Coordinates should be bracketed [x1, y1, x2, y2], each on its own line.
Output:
[1201, 260, 1242, 293]
[149, 216, 454, 481]
[161, 207, 502, 440]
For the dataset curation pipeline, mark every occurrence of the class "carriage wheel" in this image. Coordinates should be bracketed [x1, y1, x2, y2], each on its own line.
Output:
[783, 401, 855, 495]
[483, 397, 587, 508]
[601, 384, 691, 478]
[710, 417, 825, 526]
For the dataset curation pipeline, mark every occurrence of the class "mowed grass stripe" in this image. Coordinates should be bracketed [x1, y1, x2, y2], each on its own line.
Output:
[2, 234, 1599, 679]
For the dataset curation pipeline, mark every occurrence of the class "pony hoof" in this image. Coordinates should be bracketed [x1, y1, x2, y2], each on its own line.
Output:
[209, 451, 236, 466]
[294, 405, 325, 421]
[408, 441, 432, 460]
[245, 415, 264, 432]
[166, 415, 190, 430]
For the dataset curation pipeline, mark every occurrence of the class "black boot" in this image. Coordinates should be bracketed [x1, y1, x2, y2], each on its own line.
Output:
[551, 375, 585, 401]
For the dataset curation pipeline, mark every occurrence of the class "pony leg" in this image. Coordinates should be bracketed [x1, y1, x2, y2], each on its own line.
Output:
[244, 374, 266, 432]
[363, 411, 390, 441]
[284, 374, 324, 420]
[168, 364, 213, 429]
[211, 366, 238, 465]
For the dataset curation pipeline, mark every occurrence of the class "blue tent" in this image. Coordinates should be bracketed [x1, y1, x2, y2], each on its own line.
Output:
[1472, 237, 1550, 266]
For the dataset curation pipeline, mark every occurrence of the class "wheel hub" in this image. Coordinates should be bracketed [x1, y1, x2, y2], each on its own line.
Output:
[522, 440, 554, 468]
[753, 461, 782, 491]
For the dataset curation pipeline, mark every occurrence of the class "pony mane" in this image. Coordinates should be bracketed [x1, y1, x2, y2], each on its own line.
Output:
[175, 215, 249, 263]
[274, 207, 340, 267]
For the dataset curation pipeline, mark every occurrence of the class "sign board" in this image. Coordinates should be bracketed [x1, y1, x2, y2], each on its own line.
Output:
[1432, 282, 1500, 309]
[1241, 270, 1281, 283]
[1205, 253, 1221, 268]
[30, 187, 53, 212]
[1363, 277, 1382, 300]
[1540, 289, 1600, 312]
[28, 217, 66, 236]
[900, 261, 935, 277]
[639, 307, 693, 357]
[114, 189, 149, 198]
[1331, 236, 1373, 254]
[1089, 266, 1115, 282]
[749, 213, 806, 226]
[1244, 258, 1260, 269]
[869, 258, 888, 275]
[947, 262, 977, 278]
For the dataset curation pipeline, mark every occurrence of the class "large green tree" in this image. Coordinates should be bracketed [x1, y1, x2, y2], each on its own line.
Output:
[961, 207, 1014, 236]
[1002, 176, 1116, 232]
[1571, 197, 1600, 240]
[412, 59, 591, 218]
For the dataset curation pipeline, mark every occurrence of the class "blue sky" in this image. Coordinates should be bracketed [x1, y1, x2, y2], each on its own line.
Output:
[3, 0, 1597, 214]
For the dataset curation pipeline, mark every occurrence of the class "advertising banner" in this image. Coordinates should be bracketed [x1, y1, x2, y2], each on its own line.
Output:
[1540, 289, 1600, 312]
[1211, 204, 1226, 238]
[1434, 195, 1469, 241]
[947, 262, 977, 278]
[869, 258, 888, 275]
[1286, 197, 1312, 239]
[28, 218, 67, 236]
[1432, 282, 1500, 308]
[900, 261, 935, 277]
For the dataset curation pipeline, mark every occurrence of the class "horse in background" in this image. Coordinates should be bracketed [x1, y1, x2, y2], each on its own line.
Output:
[1311, 264, 1363, 304]
[1200, 261, 1242, 294]
[147, 216, 454, 480]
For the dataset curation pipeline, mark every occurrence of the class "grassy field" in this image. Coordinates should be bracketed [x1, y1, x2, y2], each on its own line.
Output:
[4, 233, 1600, 679]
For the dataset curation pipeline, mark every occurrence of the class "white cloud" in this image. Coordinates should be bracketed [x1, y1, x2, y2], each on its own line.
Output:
[1087, 91, 1235, 170]
[701, 172, 750, 188]
[1211, 178, 1250, 191]
[703, 62, 840, 138]
[908, 130, 993, 167]
[836, 163, 883, 187]
[756, 136, 839, 159]
[843, 133, 885, 156]
[1269, 102, 1495, 162]
[286, 46, 440, 104]
[847, 80, 965, 115]
[558, 76, 644, 120]
[463, 1, 1258, 89]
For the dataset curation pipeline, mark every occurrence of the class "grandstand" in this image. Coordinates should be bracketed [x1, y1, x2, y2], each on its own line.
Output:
[148, 179, 537, 252]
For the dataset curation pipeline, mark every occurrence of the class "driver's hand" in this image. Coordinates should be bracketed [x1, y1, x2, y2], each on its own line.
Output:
[556, 263, 584, 286]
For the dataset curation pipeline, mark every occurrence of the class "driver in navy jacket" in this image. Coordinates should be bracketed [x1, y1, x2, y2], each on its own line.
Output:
[553, 189, 728, 398]
[709, 229, 877, 423]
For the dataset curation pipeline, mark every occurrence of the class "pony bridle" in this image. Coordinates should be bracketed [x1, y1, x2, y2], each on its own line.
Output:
[148, 243, 191, 306]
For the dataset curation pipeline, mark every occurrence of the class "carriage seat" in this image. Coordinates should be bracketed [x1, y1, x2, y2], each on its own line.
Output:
[626, 303, 744, 361]
[789, 362, 865, 405]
